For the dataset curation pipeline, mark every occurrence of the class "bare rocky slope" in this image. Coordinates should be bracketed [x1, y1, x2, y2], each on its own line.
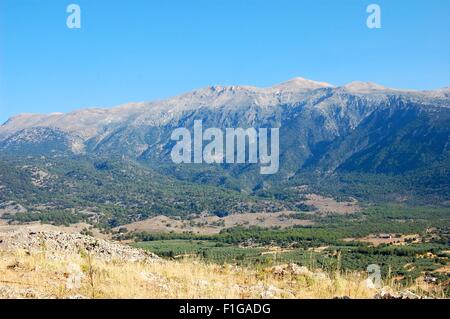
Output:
[0, 229, 159, 263]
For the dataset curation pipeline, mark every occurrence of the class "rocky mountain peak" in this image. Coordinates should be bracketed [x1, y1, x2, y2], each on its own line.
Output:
[271, 77, 334, 91]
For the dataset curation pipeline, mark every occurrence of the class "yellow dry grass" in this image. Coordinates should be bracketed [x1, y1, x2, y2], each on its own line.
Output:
[0, 249, 445, 299]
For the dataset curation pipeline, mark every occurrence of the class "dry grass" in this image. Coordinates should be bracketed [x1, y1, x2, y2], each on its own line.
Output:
[0, 249, 445, 299]
[304, 194, 360, 215]
[118, 212, 313, 235]
[0, 249, 370, 299]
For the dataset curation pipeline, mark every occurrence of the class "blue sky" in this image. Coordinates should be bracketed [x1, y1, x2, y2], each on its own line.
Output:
[1, 0, 449, 124]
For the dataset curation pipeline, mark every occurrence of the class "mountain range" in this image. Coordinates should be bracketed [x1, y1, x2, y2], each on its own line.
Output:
[0, 77, 449, 226]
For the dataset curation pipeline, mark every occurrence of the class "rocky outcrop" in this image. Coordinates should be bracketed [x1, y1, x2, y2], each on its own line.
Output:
[374, 288, 422, 300]
[0, 230, 159, 263]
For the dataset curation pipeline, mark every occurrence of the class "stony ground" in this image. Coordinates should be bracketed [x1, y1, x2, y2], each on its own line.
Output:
[0, 229, 158, 263]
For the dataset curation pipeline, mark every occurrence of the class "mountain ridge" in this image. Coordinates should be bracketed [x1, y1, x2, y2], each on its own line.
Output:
[1, 77, 448, 139]
[0, 77, 449, 207]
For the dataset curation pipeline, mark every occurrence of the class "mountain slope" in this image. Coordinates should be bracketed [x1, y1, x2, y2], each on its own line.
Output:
[0, 78, 449, 215]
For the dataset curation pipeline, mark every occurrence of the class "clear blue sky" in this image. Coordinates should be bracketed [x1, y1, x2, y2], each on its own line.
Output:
[1, 0, 449, 124]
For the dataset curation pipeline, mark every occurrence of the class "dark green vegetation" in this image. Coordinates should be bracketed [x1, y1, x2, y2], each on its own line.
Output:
[8, 210, 87, 226]
[132, 206, 449, 287]
[135, 240, 266, 264]
[0, 155, 285, 228]
[1, 152, 449, 229]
